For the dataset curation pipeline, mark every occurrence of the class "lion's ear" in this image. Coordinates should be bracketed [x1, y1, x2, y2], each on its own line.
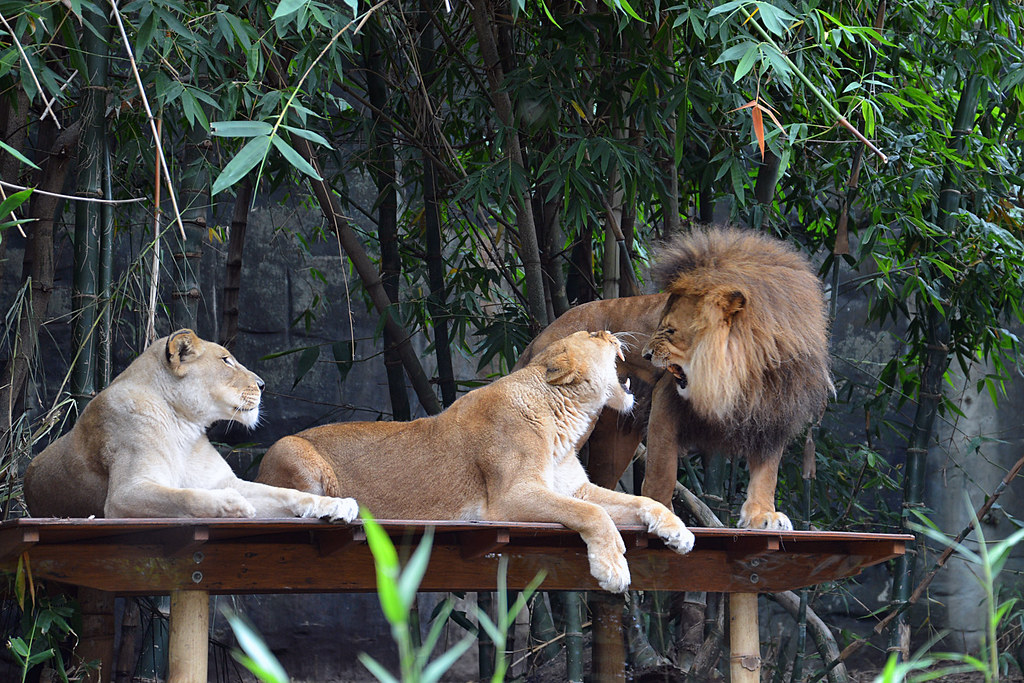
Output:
[544, 352, 582, 386]
[714, 289, 746, 324]
[165, 329, 205, 375]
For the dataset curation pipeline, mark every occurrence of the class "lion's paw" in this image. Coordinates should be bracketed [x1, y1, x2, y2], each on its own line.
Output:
[642, 505, 695, 554]
[214, 489, 257, 518]
[738, 504, 793, 531]
[318, 496, 359, 523]
[589, 549, 631, 593]
[658, 519, 695, 554]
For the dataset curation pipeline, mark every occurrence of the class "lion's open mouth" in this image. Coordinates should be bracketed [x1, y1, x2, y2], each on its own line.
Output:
[668, 364, 688, 389]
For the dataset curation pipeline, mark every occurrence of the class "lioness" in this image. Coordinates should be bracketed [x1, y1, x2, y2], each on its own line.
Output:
[24, 329, 358, 521]
[516, 227, 833, 530]
[257, 330, 694, 593]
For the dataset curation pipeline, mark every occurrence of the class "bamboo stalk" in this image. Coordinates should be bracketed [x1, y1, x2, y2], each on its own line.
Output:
[364, 23, 412, 420]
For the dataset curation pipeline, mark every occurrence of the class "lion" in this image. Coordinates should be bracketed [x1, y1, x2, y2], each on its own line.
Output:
[256, 330, 695, 593]
[24, 329, 359, 522]
[515, 227, 833, 530]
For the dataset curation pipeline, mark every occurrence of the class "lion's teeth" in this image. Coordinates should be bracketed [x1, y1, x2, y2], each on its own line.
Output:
[617, 348, 625, 361]
[624, 378, 631, 391]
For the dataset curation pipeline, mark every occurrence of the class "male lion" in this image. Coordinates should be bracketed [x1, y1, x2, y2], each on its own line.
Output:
[24, 329, 358, 521]
[515, 227, 833, 530]
[257, 330, 695, 593]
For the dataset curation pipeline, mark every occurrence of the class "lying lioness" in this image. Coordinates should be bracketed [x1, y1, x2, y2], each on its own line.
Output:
[24, 329, 358, 522]
[257, 330, 695, 592]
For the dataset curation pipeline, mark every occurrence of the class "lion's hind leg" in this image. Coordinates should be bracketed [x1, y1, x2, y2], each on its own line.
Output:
[256, 436, 342, 498]
[577, 483, 695, 554]
[738, 451, 793, 531]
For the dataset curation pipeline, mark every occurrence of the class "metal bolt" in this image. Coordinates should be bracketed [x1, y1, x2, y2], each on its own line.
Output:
[192, 571, 203, 584]
[193, 551, 204, 564]
[750, 557, 761, 568]
[749, 573, 759, 584]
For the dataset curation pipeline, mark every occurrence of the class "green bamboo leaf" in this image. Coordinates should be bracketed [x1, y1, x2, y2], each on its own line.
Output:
[292, 345, 320, 388]
[212, 135, 271, 195]
[331, 340, 354, 383]
[210, 121, 274, 137]
[0, 140, 39, 170]
[273, 0, 310, 19]
[421, 636, 474, 683]
[396, 527, 434, 611]
[281, 124, 331, 148]
[224, 610, 289, 683]
[271, 135, 323, 181]
[733, 44, 759, 82]
[361, 511, 405, 626]
[358, 653, 400, 683]
[0, 188, 32, 217]
[708, 0, 749, 18]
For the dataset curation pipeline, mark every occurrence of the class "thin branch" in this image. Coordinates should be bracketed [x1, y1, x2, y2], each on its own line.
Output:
[0, 180, 147, 204]
[0, 11, 61, 129]
[108, 0, 187, 241]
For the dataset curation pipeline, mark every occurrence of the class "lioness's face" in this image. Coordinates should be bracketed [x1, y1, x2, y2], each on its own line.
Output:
[550, 330, 634, 413]
[165, 329, 265, 428]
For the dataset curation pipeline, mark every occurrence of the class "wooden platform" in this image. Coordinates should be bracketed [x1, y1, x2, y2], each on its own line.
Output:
[0, 518, 911, 681]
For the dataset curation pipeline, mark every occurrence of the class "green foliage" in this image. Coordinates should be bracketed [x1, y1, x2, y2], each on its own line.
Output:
[876, 504, 1024, 683]
[4, 557, 84, 683]
[223, 609, 289, 683]
[360, 509, 476, 683]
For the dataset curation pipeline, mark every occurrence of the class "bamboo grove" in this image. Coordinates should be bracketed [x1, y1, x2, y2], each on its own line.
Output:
[1, 0, 1024, 679]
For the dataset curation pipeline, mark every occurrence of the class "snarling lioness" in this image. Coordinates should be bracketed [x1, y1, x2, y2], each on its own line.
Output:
[516, 227, 833, 530]
[24, 329, 358, 521]
[257, 330, 694, 592]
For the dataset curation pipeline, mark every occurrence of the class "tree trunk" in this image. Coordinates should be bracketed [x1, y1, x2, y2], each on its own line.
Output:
[72, 4, 112, 411]
[221, 177, 252, 351]
[888, 73, 984, 656]
[173, 95, 210, 332]
[416, 9, 457, 408]
[291, 137, 443, 416]
[0, 119, 83, 448]
[469, 0, 549, 331]
[364, 26, 413, 420]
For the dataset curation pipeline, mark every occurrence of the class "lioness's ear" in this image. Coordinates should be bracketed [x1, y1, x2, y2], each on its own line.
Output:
[545, 351, 582, 386]
[714, 289, 746, 324]
[166, 329, 204, 375]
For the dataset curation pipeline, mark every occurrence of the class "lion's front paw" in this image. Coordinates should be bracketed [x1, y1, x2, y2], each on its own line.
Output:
[738, 502, 793, 531]
[214, 489, 257, 518]
[589, 549, 631, 593]
[317, 496, 359, 523]
[658, 518, 695, 554]
[642, 504, 695, 554]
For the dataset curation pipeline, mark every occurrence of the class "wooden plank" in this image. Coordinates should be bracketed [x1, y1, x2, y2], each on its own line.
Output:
[458, 529, 510, 560]
[315, 527, 356, 556]
[12, 542, 889, 595]
[0, 527, 39, 562]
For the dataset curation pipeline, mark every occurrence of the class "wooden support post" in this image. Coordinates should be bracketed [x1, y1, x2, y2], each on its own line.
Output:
[590, 591, 625, 682]
[729, 593, 761, 683]
[77, 587, 115, 683]
[168, 590, 209, 683]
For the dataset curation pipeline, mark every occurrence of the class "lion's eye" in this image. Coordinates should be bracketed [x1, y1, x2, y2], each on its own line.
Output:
[222, 356, 234, 367]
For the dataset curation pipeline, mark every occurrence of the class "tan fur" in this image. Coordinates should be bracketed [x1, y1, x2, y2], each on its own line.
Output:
[24, 329, 358, 521]
[516, 227, 833, 530]
[258, 331, 694, 592]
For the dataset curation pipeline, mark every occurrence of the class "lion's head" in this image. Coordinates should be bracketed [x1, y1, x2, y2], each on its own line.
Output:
[534, 330, 634, 415]
[155, 329, 265, 429]
[642, 227, 833, 429]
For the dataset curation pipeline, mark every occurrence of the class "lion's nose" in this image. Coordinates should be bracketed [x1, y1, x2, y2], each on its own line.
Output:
[255, 375, 266, 391]
[642, 347, 653, 361]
